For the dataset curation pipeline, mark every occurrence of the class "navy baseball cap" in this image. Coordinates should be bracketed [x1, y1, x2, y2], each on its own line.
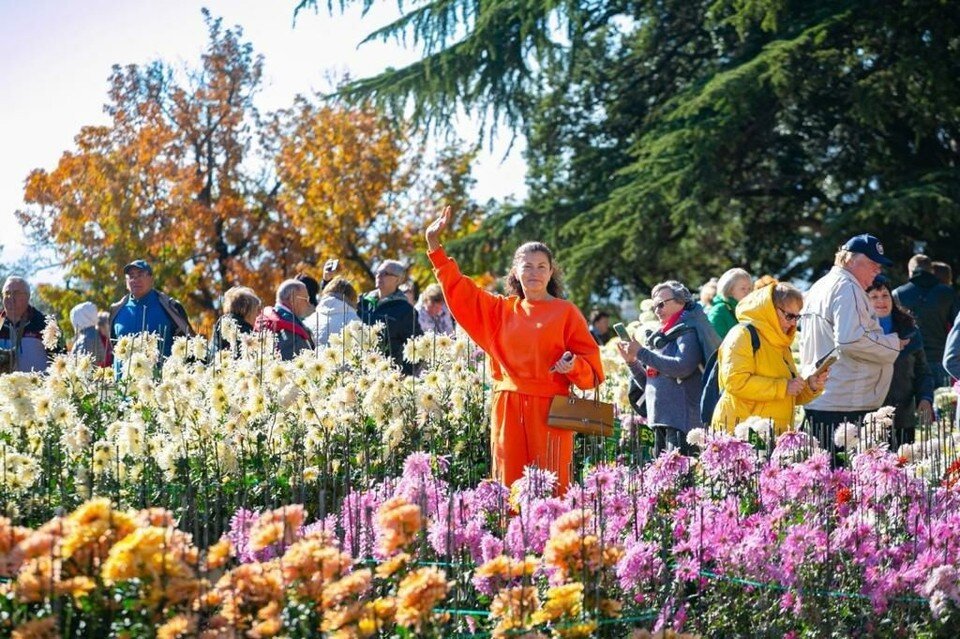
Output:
[123, 259, 153, 275]
[842, 234, 893, 267]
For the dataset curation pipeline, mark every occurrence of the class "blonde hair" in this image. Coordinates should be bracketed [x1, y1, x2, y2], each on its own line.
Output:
[322, 276, 358, 307]
[717, 268, 751, 298]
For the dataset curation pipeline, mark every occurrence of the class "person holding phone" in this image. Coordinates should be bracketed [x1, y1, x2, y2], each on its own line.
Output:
[711, 283, 827, 434]
[424, 206, 603, 493]
[866, 276, 934, 446]
[616, 281, 719, 456]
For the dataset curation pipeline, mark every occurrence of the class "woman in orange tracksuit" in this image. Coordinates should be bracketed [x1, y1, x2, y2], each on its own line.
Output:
[425, 206, 604, 492]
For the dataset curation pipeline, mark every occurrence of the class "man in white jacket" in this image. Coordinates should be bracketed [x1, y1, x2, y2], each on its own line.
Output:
[798, 234, 907, 459]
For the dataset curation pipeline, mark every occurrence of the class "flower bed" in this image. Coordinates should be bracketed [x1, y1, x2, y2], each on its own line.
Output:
[1, 326, 960, 636]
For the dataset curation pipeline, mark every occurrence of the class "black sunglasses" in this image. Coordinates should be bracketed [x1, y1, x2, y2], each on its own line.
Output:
[777, 307, 801, 322]
[654, 298, 675, 311]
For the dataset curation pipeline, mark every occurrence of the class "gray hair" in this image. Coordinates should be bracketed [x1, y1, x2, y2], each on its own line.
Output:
[717, 268, 752, 298]
[834, 248, 857, 267]
[651, 280, 693, 306]
[276, 279, 306, 305]
[2, 276, 29, 297]
[771, 282, 804, 308]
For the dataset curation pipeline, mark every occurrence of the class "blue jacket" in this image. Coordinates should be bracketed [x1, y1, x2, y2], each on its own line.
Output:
[627, 312, 707, 433]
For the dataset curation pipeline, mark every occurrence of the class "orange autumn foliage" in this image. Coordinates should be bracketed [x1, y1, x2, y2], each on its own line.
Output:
[16, 11, 481, 338]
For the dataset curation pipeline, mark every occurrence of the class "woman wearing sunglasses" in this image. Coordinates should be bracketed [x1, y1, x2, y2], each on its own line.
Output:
[617, 281, 720, 456]
[711, 283, 828, 434]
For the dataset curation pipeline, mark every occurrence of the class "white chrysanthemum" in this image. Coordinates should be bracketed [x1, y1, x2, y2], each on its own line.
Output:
[833, 421, 861, 450]
[421, 370, 442, 389]
[48, 355, 69, 378]
[94, 366, 115, 384]
[277, 383, 300, 409]
[62, 423, 93, 455]
[189, 335, 207, 361]
[170, 337, 190, 361]
[123, 353, 152, 381]
[33, 393, 53, 420]
[41, 315, 61, 350]
[384, 418, 405, 450]
[118, 423, 144, 457]
[868, 405, 896, 423]
[219, 314, 240, 348]
[403, 335, 433, 365]
[686, 427, 707, 448]
[302, 466, 320, 483]
[92, 439, 115, 473]
[733, 422, 752, 441]
[155, 444, 178, 480]
[266, 363, 287, 386]
[418, 387, 442, 415]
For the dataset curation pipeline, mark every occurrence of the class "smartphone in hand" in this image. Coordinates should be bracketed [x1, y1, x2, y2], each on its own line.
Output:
[612, 322, 631, 341]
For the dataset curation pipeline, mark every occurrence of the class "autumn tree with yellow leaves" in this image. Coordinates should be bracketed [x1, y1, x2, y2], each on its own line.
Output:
[17, 10, 480, 336]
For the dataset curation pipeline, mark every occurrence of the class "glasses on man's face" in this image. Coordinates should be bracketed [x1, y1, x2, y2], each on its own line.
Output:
[2, 291, 25, 299]
[376, 271, 398, 278]
[653, 298, 675, 312]
[777, 307, 801, 322]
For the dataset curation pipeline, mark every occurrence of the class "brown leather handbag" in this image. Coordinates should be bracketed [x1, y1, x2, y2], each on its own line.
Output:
[547, 383, 615, 437]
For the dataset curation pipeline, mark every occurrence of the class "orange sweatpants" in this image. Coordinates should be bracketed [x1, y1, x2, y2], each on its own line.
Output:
[491, 390, 574, 493]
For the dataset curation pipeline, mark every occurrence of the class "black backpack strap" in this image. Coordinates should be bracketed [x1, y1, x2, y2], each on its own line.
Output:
[743, 323, 760, 353]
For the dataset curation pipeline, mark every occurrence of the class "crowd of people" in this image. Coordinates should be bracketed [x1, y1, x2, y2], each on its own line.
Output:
[1, 216, 959, 482]
[609, 234, 959, 461]
[0, 254, 459, 376]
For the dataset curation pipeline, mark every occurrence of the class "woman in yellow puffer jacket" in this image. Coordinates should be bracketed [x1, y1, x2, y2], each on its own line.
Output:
[712, 283, 828, 434]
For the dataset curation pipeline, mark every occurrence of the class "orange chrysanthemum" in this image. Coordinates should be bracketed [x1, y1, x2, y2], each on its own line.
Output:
[11, 616, 58, 639]
[394, 567, 449, 632]
[249, 505, 305, 552]
[376, 497, 422, 557]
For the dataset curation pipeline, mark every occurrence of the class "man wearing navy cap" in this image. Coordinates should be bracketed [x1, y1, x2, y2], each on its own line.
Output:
[797, 234, 907, 462]
[109, 260, 194, 359]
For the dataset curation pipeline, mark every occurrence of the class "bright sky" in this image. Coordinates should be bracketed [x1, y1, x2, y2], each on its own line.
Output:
[0, 0, 526, 281]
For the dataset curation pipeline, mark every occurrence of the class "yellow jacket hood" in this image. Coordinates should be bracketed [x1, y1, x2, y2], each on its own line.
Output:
[735, 284, 795, 350]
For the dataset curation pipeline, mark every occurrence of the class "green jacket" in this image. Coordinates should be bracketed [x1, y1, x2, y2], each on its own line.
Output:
[707, 295, 738, 340]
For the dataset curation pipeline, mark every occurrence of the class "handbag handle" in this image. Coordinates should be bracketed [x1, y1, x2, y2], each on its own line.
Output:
[565, 369, 603, 404]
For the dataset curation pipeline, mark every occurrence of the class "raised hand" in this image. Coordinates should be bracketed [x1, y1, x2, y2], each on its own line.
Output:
[322, 258, 339, 282]
[616, 340, 641, 365]
[425, 205, 452, 251]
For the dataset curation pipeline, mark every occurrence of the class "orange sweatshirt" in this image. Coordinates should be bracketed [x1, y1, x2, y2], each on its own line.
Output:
[428, 247, 604, 395]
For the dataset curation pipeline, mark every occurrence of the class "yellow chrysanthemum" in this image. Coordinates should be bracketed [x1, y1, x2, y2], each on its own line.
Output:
[101, 526, 200, 606]
[61, 498, 137, 561]
[532, 582, 583, 624]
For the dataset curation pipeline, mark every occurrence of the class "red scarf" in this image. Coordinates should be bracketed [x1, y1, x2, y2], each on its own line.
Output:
[646, 309, 684, 378]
